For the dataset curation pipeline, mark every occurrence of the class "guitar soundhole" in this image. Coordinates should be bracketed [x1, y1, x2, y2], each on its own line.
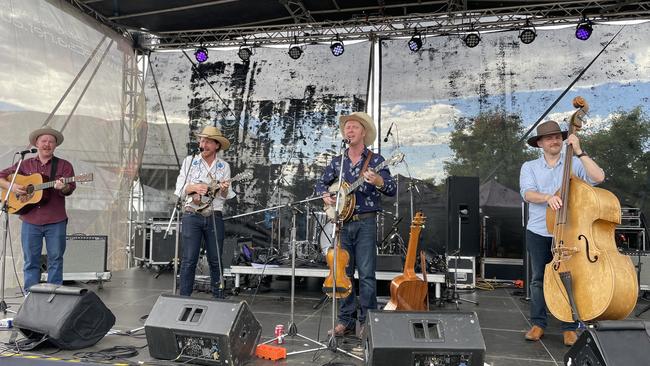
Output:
[25, 185, 34, 194]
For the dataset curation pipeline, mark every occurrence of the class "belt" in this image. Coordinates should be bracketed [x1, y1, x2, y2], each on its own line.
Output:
[350, 212, 376, 222]
[184, 207, 222, 217]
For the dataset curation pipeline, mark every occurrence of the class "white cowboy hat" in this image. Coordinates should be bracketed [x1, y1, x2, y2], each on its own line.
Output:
[339, 112, 377, 146]
[196, 126, 231, 151]
[29, 127, 64, 147]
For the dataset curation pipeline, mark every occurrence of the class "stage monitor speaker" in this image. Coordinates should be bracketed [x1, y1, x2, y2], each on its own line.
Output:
[564, 320, 650, 365]
[13, 284, 115, 350]
[145, 295, 261, 366]
[365, 310, 485, 366]
[446, 176, 480, 256]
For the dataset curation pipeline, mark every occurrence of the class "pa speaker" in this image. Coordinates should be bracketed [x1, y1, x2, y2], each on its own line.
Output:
[564, 320, 650, 365]
[13, 284, 115, 350]
[145, 295, 261, 366]
[365, 310, 485, 366]
[446, 176, 480, 256]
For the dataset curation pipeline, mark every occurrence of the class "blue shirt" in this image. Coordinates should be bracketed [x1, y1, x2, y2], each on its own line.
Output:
[315, 148, 396, 214]
[520, 152, 600, 237]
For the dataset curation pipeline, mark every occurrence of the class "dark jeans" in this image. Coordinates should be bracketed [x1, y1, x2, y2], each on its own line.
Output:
[526, 230, 577, 331]
[338, 215, 377, 329]
[21, 220, 67, 291]
[180, 212, 224, 297]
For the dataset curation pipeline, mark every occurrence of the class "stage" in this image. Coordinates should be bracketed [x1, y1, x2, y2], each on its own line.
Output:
[1, 267, 649, 366]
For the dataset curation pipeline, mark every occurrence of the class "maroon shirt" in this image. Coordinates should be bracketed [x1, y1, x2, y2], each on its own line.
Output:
[0, 156, 76, 225]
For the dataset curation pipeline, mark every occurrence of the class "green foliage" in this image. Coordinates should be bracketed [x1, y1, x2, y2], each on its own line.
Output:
[444, 111, 537, 190]
[581, 107, 650, 210]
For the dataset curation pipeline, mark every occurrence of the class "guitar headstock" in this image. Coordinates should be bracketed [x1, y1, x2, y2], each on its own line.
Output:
[412, 211, 426, 226]
[233, 171, 253, 182]
[386, 151, 405, 166]
[75, 173, 93, 183]
[569, 96, 589, 133]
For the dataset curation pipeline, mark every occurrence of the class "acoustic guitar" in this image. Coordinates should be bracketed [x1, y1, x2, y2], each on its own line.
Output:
[324, 151, 404, 222]
[384, 211, 427, 311]
[1, 173, 93, 214]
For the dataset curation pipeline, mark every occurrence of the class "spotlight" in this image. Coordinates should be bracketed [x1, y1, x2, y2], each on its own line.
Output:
[518, 20, 537, 44]
[408, 33, 423, 52]
[575, 19, 593, 41]
[288, 45, 303, 59]
[238, 46, 252, 61]
[464, 32, 481, 48]
[330, 35, 344, 57]
[194, 47, 208, 63]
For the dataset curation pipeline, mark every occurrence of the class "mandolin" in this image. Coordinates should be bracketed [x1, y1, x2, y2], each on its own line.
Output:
[1, 173, 93, 214]
[384, 211, 427, 311]
[324, 151, 404, 222]
[543, 96, 637, 323]
[185, 171, 252, 213]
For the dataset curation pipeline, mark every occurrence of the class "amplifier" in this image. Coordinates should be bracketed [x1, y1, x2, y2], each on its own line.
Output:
[365, 310, 485, 366]
[626, 251, 650, 291]
[41, 235, 110, 282]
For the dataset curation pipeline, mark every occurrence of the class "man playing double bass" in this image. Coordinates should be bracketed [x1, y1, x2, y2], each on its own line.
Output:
[315, 112, 396, 337]
[519, 120, 605, 346]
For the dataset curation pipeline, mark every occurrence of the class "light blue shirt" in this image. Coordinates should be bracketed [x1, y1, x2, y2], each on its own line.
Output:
[519, 152, 599, 237]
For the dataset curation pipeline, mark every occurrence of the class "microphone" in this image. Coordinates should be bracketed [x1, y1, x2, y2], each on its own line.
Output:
[459, 209, 469, 216]
[16, 148, 37, 155]
[383, 122, 394, 142]
[342, 138, 351, 144]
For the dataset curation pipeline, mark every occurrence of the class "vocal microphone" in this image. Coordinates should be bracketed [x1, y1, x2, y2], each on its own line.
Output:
[16, 148, 37, 155]
[383, 122, 394, 142]
[342, 138, 351, 144]
[459, 209, 469, 215]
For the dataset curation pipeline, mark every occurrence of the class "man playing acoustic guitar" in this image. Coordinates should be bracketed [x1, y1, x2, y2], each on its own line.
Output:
[0, 127, 76, 292]
[315, 112, 396, 337]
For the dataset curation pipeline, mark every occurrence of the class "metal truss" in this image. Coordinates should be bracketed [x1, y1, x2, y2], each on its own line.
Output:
[144, 1, 650, 49]
[281, 0, 316, 24]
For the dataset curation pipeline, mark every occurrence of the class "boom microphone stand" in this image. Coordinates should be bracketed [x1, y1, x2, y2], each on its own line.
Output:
[447, 208, 479, 309]
[0, 149, 35, 314]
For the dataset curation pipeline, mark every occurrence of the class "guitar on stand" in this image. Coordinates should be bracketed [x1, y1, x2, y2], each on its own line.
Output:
[384, 211, 428, 311]
[0, 172, 93, 214]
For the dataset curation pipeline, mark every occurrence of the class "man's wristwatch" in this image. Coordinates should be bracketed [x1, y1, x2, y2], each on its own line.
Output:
[576, 151, 588, 158]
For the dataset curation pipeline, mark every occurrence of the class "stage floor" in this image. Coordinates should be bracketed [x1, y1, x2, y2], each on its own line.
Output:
[1, 267, 649, 366]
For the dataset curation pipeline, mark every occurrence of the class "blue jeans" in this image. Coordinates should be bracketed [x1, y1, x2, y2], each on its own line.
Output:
[338, 215, 377, 328]
[21, 220, 67, 291]
[526, 230, 577, 331]
[180, 212, 224, 297]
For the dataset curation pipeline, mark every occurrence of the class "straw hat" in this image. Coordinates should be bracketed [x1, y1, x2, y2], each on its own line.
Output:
[339, 112, 376, 146]
[196, 126, 231, 151]
[527, 120, 568, 148]
[29, 127, 64, 147]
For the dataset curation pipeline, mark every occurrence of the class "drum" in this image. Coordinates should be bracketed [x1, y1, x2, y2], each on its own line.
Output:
[312, 212, 334, 255]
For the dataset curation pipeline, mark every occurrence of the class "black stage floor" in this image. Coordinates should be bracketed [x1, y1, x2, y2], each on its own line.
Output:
[1, 268, 649, 365]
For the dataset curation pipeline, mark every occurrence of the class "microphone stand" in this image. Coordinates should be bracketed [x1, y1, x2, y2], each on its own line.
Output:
[0, 150, 32, 314]
[164, 150, 200, 294]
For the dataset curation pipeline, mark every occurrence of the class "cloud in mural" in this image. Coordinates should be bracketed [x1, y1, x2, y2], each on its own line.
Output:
[381, 103, 460, 146]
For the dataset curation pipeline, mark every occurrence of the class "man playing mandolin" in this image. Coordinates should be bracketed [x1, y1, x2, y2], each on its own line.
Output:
[315, 112, 396, 337]
[520, 120, 605, 346]
[0, 127, 76, 292]
[174, 125, 235, 299]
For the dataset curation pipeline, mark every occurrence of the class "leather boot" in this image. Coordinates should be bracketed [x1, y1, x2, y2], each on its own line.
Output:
[563, 330, 578, 346]
[525, 325, 544, 341]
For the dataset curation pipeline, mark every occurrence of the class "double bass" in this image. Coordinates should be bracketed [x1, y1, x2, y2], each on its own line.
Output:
[384, 211, 427, 311]
[543, 96, 637, 323]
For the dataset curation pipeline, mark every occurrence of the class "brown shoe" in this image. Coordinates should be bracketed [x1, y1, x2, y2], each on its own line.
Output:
[563, 331, 578, 346]
[328, 323, 355, 337]
[525, 325, 544, 341]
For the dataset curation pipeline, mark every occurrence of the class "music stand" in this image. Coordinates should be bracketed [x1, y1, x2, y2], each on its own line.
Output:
[447, 208, 478, 309]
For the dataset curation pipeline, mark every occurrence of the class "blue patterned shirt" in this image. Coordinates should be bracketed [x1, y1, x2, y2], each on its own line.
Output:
[315, 148, 396, 214]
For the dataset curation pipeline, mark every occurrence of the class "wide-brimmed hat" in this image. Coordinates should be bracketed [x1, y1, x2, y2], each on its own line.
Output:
[526, 120, 568, 148]
[196, 126, 231, 151]
[339, 112, 376, 146]
[29, 127, 64, 147]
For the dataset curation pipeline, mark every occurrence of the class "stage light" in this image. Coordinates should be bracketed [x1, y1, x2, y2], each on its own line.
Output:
[238, 46, 252, 61]
[464, 31, 481, 48]
[408, 32, 423, 52]
[194, 47, 208, 63]
[288, 45, 303, 59]
[575, 19, 593, 41]
[518, 20, 537, 44]
[330, 35, 344, 57]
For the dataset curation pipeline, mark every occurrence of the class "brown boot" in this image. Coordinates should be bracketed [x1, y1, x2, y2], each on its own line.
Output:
[328, 323, 355, 337]
[563, 330, 578, 346]
[525, 325, 544, 341]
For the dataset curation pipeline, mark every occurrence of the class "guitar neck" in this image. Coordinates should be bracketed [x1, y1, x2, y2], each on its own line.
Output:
[403, 226, 423, 276]
[347, 161, 389, 192]
[35, 176, 77, 191]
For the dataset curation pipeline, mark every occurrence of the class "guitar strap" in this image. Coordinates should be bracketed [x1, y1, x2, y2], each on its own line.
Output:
[359, 151, 373, 176]
[50, 156, 59, 181]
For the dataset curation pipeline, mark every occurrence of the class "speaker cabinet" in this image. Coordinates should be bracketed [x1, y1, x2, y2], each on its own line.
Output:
[446, 176, 480, 256]
[365, 310, 485, 366]
[14, 284, 115, 350]
[145, 295, 261, 366]
[564, 320, 650, 365]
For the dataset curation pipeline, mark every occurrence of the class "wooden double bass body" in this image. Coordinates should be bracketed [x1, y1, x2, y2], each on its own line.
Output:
[543, 97, 637, 323]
